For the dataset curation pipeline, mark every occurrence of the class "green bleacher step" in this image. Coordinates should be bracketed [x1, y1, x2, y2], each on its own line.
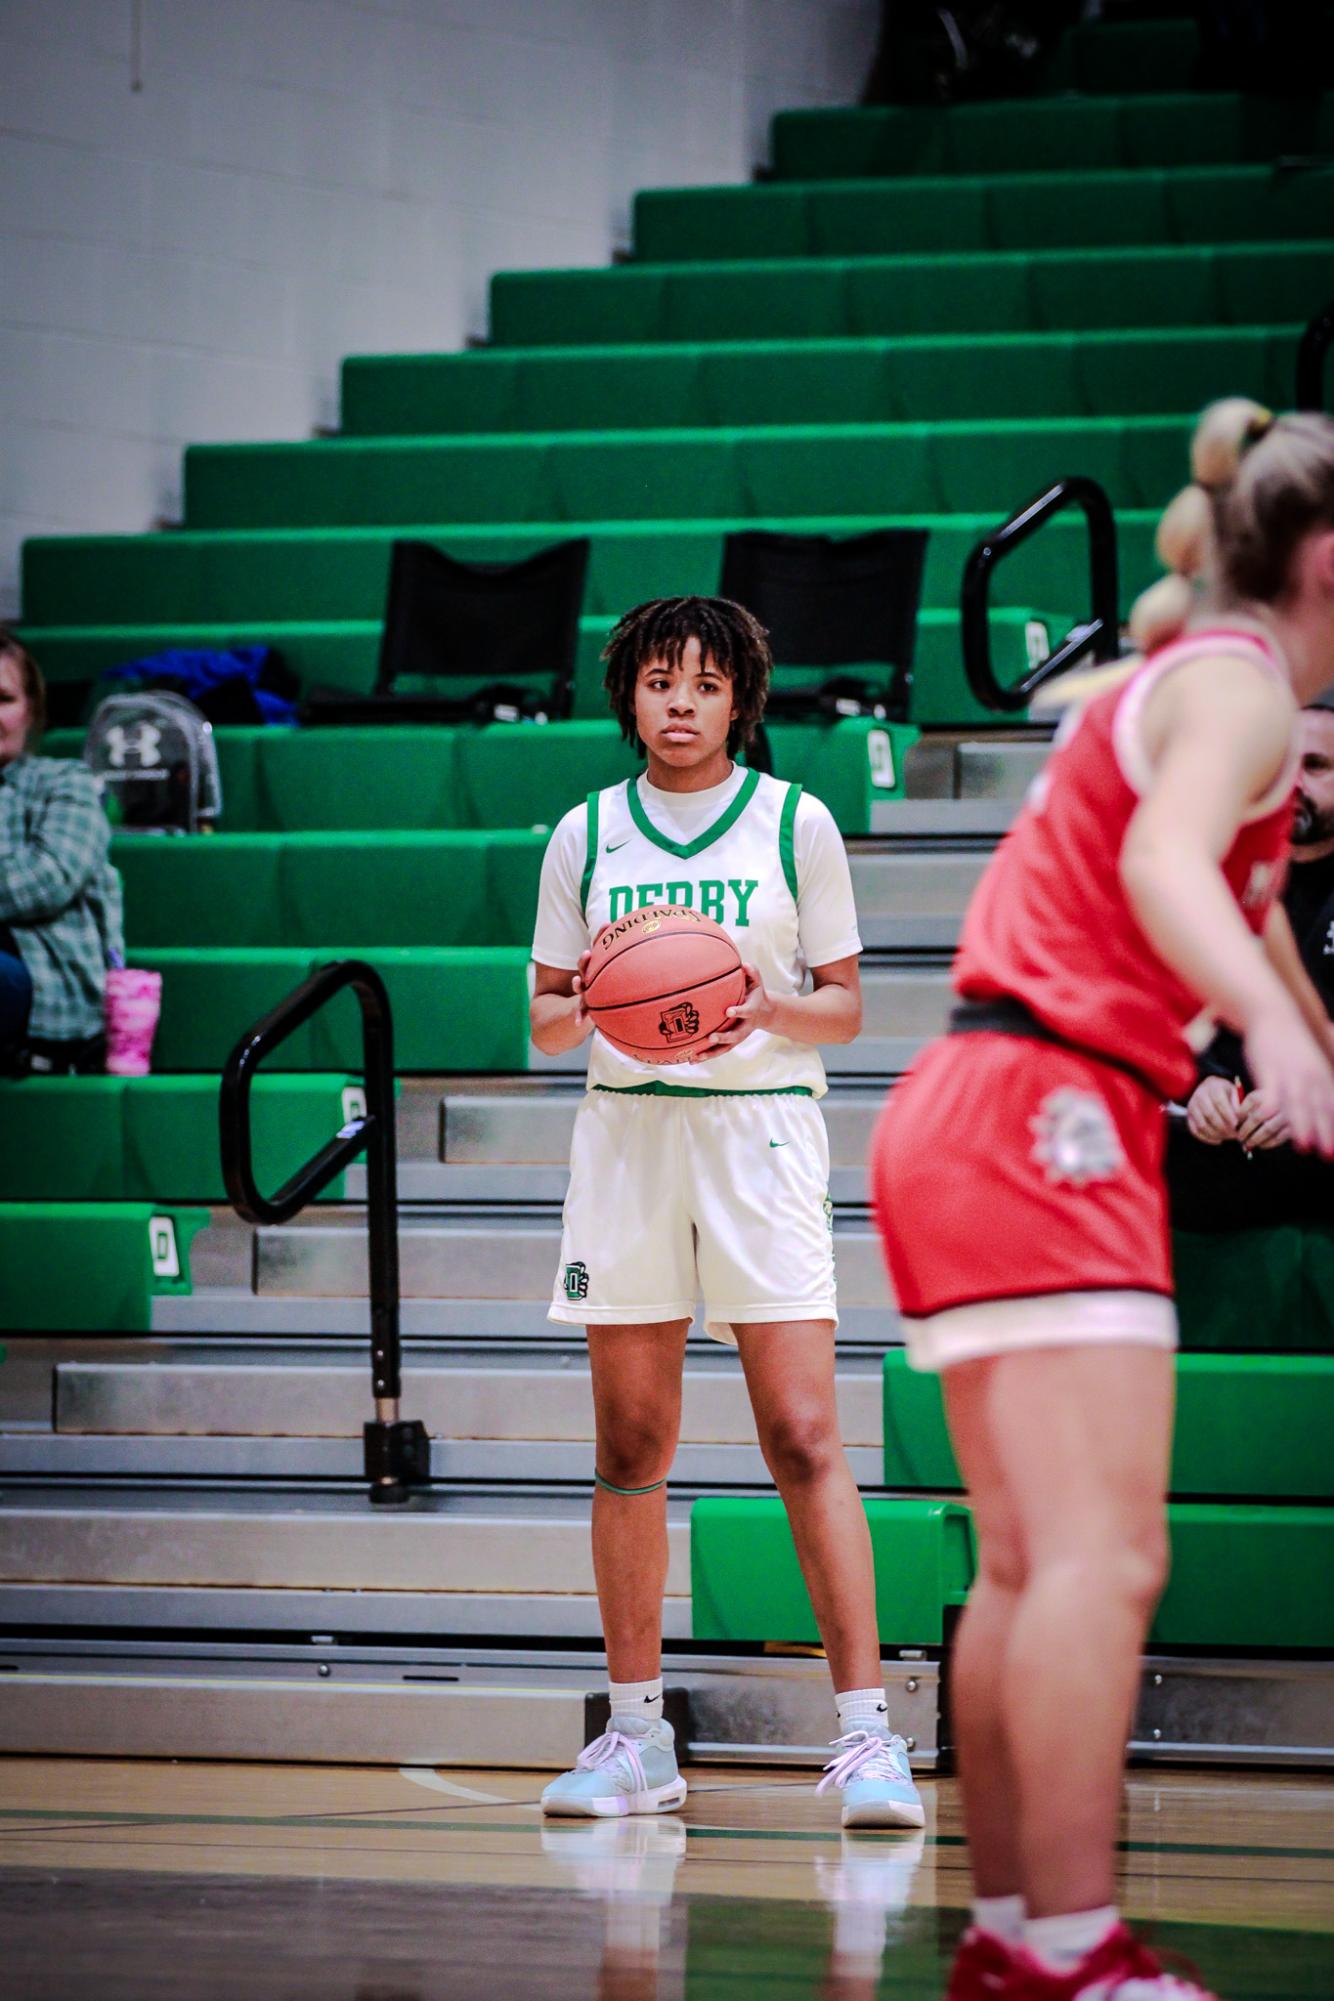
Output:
[631, 166, 1332, 264]
[769, 92, 1331, 182]
[113, 831, 545, 950]
[0, 1075, 361, 1205]
[341, 326, 1298, 436]
[45, 716, 918, 836]
[183, 417, 1196, 534]
[137, 948, 532, 1073]
[488, 242, 1326, 348]
[1154, 1507, 1334, 1651]
[26, 600, 1055, 736]
[882, 1349, 1334, 1500]
[0, 1204, 208, 1333]
[691, 1495, 976, 1648]
[21, 512, 1160, 633]
[692, 1490, 1334, 1652]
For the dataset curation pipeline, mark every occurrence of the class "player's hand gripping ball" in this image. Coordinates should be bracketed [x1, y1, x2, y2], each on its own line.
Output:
[582, 906, 746, 1064]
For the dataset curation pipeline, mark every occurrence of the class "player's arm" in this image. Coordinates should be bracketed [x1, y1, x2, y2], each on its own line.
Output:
[529, 808, 595, 1055]
[530, 958, 594, 1055]
[705, 953, 862, 1055]
[1120, 654, 1334, 1153]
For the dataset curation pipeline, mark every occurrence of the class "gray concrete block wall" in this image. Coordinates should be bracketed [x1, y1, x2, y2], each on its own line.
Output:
[0, 0, 877, 618]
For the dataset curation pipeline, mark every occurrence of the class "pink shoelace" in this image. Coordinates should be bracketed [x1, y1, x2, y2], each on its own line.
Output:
[816, 1729, 909, 1795]
[575, 1729, 648, 1793]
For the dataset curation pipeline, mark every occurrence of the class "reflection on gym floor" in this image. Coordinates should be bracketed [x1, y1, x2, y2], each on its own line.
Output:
[2, 1760, 1332, 2001]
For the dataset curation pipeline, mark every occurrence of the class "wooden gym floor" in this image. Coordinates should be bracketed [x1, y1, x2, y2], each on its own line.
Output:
[1, 1758, 1331, 1999]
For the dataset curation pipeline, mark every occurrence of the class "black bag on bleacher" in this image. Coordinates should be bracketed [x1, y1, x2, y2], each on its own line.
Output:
[719, 527, 927, 761]
[304, 536, 591, 726]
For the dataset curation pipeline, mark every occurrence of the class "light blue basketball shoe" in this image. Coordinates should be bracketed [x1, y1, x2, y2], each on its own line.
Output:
[541, 1715, 688, 1818]
[817, 1727, 925, 1830]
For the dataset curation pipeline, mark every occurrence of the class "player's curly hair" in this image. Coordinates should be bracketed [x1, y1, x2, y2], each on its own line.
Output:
[601, 595, 772, 755]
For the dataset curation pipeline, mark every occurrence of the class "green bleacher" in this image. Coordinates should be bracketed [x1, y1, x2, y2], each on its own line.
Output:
[0, 1074, 361, 1203]
[41, 717, 918, 836]
[692, 1337, 1334, 1655]
[11, 31, 1334, 1676]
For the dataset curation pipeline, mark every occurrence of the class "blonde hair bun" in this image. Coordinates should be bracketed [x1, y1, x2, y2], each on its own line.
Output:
[1191, 397, 1274, 490]
[1128, 573, 1194, 654]
[1155, 483, 1212, 577]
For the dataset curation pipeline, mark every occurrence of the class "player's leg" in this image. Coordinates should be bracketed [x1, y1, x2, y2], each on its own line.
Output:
[543, 1094, 694, 1818]
[985, 1343, 1173, 1927]
[734, 1320, 923, 1830]
[588, 1319, 690, 1682]
[733, 1319, 880, 1692]
[939, 1357, 1027, 1936]
[542, 1319, 691, 1820]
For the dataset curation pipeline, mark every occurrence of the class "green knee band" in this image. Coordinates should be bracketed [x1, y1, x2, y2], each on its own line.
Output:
[595, 1470, 667, 1497]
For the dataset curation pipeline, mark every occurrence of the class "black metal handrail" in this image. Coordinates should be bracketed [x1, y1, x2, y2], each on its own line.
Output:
[962, 475, 1120, 713]
[1296, 300, 1334, 412]
[220, 959, 430, 1506]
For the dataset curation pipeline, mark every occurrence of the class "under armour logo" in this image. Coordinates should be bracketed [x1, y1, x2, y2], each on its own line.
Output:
[105, 722, 163, 769]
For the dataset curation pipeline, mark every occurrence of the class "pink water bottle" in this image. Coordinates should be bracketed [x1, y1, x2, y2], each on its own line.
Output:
[104, 967, 163, 1076]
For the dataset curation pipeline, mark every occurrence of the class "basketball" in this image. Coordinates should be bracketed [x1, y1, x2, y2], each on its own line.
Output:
[583, 905, 745, 1063]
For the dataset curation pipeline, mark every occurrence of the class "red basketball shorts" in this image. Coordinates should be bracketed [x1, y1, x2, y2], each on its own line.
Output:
[870, 1032, 1178, 1371]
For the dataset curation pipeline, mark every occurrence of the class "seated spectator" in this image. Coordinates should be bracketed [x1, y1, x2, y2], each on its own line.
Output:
[1167, 694, 1334, 1229]
[0, 632, 124, 1076]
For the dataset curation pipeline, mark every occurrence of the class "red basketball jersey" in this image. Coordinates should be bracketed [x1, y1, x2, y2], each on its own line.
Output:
[953, 628, 1298, 1100]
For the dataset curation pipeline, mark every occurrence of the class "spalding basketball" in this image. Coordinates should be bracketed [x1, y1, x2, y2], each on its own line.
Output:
[583, 906, 745, 1064]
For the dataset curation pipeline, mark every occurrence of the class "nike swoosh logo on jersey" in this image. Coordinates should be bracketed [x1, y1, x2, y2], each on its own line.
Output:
[769, 1139, 789, 1148]
[606, 839, 630, 853]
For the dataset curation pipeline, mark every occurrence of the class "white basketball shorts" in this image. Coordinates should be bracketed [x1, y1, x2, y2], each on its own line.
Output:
[548, 1089, 838, 1345]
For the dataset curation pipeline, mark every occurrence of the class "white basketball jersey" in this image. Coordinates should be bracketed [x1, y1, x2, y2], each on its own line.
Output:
[580, 768, 827, 1096]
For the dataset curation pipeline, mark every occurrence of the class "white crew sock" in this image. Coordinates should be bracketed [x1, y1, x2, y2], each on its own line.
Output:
[835, 1686, 890, 1733]
[972, 1894, 1025, 1945]
[609, 1675, 664, 1722]
[1025, 1906, 1120, 1973]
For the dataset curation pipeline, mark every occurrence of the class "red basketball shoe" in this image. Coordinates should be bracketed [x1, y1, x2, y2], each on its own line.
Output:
[944, 1926, 1014, 1999]
[1003, 1923, 1224, 1999]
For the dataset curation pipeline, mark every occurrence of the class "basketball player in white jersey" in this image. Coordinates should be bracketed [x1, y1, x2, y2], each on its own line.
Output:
[530, 596, 922, 1828]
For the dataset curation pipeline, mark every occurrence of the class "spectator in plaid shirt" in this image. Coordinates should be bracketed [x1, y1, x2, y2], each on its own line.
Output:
[0, 633, 124, 1075]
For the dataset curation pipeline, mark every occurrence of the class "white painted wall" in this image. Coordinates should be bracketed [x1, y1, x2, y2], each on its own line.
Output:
[0, 0, 878, 618]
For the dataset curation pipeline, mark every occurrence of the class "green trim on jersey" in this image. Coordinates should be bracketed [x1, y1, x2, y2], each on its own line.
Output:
[779, 782, 802, 903]
[626, 765, 761, 860]
[579, 789, 600, 917]
[592, 1082, 814, 1099]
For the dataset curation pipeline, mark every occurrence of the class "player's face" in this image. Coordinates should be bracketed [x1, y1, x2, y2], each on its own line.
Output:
[0, 653, 32, 768]
[634, 640, 737, 770]
[1292, 709, 1334, 850]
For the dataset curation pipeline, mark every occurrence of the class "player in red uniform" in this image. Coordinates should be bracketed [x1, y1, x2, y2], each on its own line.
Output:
[872, 401, 1334, 2001]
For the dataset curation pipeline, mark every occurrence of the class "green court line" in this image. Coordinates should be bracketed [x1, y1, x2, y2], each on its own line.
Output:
[2, 1807, 1331, 1864]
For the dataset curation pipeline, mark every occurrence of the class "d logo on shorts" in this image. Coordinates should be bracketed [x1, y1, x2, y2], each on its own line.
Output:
[563, 1260, 590, 1301]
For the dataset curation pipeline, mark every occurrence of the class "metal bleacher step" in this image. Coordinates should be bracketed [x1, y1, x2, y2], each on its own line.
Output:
[530, 966, 953, 1077]
[0, 1640, 938, 1767]
[868, 797, 1017, 840]
[957, 737, 1050, 799]
[847, 850, 989, 948]
[436, 1086, 886, 1167]
[0, 1484, 693, 1648]
[902, 729, 1051, 803]
[151, 1290, 903, 1341]
[252, 1211, 892, 1303]
[15, 1341, 884, 1486]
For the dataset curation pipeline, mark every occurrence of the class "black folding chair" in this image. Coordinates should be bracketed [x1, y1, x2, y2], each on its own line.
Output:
[304, 536, 590, 725]
[719, 529, 927, 768]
